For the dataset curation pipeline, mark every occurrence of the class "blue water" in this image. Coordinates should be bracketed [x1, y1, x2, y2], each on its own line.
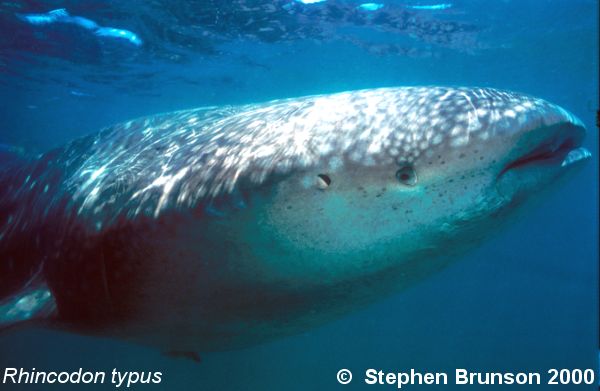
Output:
[0, 0, 598, 389]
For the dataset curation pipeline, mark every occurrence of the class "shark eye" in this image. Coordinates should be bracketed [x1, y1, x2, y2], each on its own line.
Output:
[316, 173, 332, 190]
[396, 165, 418, 186]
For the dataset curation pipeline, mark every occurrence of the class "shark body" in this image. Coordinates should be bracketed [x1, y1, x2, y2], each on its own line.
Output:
[0, 87, 590, 351]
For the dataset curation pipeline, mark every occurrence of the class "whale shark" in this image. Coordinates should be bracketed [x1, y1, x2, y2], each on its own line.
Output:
[0, 87, 591, 352]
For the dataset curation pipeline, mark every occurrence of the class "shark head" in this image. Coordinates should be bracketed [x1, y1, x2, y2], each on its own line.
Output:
[246, 87, 590, 288]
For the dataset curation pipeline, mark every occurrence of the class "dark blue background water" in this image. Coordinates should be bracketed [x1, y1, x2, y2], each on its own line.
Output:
[0, 0, 598, 389]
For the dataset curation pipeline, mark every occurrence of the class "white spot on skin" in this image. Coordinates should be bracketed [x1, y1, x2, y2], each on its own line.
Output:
[451, 136, 469, 147]
[152, 167, 190, 217]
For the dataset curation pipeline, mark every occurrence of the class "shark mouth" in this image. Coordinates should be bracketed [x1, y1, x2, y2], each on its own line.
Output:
[501, 131, 591, 175]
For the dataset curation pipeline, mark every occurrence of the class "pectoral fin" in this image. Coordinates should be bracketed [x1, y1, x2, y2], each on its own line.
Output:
[0, 280, 56, 332]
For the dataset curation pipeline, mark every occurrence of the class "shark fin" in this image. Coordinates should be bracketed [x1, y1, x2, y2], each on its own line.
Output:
[0, 273, 56, 332]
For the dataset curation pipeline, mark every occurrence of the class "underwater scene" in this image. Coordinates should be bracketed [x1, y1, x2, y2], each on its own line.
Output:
[0, 0, 598, 390]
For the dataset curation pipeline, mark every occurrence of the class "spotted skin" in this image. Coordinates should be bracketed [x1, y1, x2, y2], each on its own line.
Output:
[0, 87, 589, 351]
[14, 87, 581, 225]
